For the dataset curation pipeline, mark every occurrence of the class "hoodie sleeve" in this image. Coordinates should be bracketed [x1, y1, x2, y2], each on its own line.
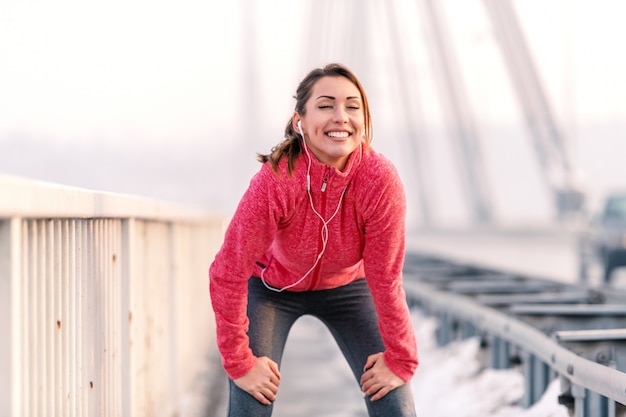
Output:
[208, 163, 286, 379]
[361, 156, 418, 382]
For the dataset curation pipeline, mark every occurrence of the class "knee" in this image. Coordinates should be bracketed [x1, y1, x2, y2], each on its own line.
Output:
[365, 384, 416, 417]
[228, 379, 275, 417]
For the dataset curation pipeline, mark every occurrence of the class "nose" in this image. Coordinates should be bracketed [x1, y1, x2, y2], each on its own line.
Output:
[333, 107, 349, 123]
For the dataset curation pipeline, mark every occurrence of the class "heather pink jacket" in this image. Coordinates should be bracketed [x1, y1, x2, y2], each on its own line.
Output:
[209, 146, 418, 382]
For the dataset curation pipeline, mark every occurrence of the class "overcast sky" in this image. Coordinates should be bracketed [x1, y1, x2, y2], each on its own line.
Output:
[1, 0, 624, 141]
[1, 0, 624, 225]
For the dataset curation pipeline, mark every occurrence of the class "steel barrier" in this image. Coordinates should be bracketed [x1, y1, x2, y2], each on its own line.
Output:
[0, 175, 226, 417]
[403, 252, 626, 417]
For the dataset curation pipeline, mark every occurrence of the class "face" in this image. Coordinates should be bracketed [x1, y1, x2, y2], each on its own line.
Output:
[294, 76, 365, 171]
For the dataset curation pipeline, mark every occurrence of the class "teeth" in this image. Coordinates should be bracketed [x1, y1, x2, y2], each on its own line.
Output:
[327, 131, 349, 138]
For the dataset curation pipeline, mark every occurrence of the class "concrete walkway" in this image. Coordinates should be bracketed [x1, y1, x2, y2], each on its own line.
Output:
[272, 315, 368, 417]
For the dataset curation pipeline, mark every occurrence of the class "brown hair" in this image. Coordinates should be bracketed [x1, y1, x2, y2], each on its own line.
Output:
[257, 63, 373, 174]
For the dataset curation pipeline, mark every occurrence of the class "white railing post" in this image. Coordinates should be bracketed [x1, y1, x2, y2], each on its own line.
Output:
[0, 218, 22, 417]
[120, 218, 133, 417]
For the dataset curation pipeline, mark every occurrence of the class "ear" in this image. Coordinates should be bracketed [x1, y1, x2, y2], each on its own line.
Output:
[292, 112, 302, 133]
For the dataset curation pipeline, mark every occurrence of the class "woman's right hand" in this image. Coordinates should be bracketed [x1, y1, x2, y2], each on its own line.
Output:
[234, 356, 281, 405]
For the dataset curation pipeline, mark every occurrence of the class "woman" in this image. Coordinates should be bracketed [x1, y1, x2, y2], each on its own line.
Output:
[209, 63, 418, 417]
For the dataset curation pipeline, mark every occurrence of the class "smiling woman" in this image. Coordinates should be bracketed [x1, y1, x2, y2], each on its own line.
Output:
[209, 63, 418, 417]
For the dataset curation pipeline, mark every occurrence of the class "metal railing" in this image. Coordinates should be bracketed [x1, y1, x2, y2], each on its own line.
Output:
[403, 252, 626, 417]
[0, 175, 226, 417]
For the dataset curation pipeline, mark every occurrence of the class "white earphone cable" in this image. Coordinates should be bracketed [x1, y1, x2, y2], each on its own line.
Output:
[261, 122, 348, 292]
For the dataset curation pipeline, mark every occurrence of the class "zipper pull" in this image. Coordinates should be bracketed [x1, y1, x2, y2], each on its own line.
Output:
[321, 173, 328, 192]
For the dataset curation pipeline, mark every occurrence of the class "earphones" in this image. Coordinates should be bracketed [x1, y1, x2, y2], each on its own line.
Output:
[260, 119, 348, 292]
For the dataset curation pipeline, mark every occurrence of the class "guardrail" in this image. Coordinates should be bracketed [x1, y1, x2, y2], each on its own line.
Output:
[403, 252, 626, 417]
[0, 175, 226, 417]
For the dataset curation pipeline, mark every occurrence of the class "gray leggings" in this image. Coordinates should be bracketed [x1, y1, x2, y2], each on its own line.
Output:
[226, 277, 417, 417]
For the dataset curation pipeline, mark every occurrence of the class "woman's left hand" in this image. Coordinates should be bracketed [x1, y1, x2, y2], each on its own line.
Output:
[360, 352, 405, 401]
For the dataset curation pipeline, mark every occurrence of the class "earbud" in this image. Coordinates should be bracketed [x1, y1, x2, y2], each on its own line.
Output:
[297, 120, 303, 136]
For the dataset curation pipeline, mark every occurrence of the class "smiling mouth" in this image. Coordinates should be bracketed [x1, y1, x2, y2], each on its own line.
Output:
[326, 131, 351, 138]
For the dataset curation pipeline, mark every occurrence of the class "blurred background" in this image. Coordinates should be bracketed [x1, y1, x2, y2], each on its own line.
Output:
[1, 0, 625, 230]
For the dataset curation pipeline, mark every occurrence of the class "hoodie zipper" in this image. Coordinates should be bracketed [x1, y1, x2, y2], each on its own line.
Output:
[321, 172, 329, 192]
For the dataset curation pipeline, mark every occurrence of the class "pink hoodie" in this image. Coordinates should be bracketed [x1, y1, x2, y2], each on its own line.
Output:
[209, 146, 418, 382]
